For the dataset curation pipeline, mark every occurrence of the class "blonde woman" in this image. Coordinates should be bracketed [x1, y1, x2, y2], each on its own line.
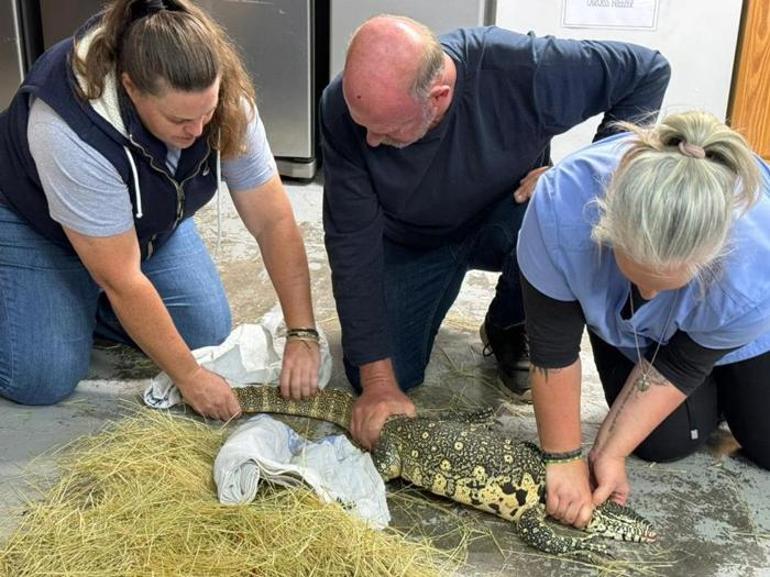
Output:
[518, 111, 769, 529]
[0, 0, 320, 418]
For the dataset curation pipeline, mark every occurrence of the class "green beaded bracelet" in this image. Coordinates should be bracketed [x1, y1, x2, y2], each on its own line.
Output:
[542, 447, 584, 465]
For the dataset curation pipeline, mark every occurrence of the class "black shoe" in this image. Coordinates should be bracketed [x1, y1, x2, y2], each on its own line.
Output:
[480, 315, 531, 400]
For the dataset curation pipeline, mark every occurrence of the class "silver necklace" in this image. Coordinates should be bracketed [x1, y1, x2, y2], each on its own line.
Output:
[628, 284, 678, 391]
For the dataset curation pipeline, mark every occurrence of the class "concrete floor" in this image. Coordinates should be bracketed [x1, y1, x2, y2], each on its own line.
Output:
[1, 177, 769, 576]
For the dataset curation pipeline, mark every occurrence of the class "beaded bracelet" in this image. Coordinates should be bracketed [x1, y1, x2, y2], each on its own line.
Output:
[541, 447, 584, 466]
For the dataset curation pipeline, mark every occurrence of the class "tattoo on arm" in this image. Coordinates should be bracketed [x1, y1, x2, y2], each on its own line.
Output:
[605, 361, 670, 435]
[530, 364, 562, 383]
[606, 380, 632, 435]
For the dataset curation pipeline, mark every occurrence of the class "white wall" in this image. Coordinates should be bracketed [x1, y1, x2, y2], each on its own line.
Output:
[495, 0, 744, 161]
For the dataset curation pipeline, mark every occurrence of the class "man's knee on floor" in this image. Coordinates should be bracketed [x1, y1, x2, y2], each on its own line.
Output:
[393, 361, 425, 392]
[343, 357, 425, 394]
[397, 374, 424, 393]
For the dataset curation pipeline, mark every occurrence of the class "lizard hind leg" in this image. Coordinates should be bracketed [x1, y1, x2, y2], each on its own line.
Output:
[514, 506, 610, 558]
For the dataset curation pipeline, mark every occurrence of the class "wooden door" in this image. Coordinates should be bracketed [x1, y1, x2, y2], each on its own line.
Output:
[729, 0, 770, 160]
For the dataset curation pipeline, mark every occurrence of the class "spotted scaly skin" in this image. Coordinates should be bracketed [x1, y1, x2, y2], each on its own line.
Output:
[233, 386, 656, 556]
[235, 386, 353, 430]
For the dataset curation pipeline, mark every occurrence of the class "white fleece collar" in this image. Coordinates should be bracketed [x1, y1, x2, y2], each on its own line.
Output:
[73, 26, 128, 138]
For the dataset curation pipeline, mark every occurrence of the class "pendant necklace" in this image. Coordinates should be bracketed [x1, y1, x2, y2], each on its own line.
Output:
[628, 284, 678, 392]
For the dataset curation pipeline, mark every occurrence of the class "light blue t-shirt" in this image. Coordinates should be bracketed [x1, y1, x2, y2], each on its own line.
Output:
[26, 98, 277, 237]
[517, 132, 770, 366]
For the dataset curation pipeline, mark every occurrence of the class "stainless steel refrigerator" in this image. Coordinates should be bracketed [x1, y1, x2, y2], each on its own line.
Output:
[36, 0, 321, 179]
[0, 0, 25, 109]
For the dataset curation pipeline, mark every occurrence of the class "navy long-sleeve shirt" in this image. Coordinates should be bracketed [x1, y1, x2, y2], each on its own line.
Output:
[320, 26, 670, 367]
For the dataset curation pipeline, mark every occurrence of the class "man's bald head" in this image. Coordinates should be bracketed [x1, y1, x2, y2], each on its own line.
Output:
[342, 15, 452, 148]
[345, 15, 443, 105]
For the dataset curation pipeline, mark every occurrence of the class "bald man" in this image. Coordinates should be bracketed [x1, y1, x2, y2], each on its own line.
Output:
[320, 15, 670, 449]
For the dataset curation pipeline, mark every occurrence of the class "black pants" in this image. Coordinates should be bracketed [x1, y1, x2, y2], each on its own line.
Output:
[588, 332, 770, 470]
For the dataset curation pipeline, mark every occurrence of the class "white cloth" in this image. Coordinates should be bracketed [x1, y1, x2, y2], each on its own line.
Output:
[214, 414, 390, 529]
[143, 307, 333, 409]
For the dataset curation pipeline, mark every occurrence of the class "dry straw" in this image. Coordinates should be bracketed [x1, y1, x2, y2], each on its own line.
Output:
[0, 407, 464, 577]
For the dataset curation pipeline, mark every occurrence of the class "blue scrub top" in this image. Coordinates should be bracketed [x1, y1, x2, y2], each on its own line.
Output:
[517, 133, 770, 366]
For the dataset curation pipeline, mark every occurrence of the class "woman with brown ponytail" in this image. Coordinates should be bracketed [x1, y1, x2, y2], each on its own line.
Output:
[517, 111, 770, 530]
[0, 0, 321, 418]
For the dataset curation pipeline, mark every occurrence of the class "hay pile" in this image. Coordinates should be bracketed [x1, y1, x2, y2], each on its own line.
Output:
[0, 408, 463, 577]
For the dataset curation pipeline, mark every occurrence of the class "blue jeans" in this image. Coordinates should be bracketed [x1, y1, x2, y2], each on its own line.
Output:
[345, 195, 528, 391]
[0, 204, 231, 405]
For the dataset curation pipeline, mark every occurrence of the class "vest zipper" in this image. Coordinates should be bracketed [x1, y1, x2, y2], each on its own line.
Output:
[126, 134, 212, 232]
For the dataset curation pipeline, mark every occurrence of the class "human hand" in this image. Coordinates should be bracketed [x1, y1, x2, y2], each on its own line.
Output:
[279, 339, 321, 400]
[176, 366, 242, 421]
[350, 382, 416, 450]
[544, 458, 594, 529]
[589, 450, 631, 506]
[513, 166, 550, 203]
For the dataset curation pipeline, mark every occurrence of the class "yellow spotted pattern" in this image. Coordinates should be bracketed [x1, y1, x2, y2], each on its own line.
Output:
[236, 386, 656, 556]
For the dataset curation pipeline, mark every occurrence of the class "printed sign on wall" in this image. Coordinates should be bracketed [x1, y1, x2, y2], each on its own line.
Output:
[562, 0, 660, 30]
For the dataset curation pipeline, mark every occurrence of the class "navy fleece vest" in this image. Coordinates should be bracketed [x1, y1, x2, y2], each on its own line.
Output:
[0, 33, 218, 259]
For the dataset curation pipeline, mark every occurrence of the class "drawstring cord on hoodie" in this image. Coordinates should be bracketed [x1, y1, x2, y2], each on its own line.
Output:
[123, 135, 223, 258]
[124, 146, 143, 218]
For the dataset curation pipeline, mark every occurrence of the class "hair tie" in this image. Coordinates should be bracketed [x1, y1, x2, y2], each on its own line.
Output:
[678, 141, 706, 159]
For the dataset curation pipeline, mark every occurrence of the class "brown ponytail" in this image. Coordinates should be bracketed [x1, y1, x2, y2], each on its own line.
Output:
[74, 0, 256, 158]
